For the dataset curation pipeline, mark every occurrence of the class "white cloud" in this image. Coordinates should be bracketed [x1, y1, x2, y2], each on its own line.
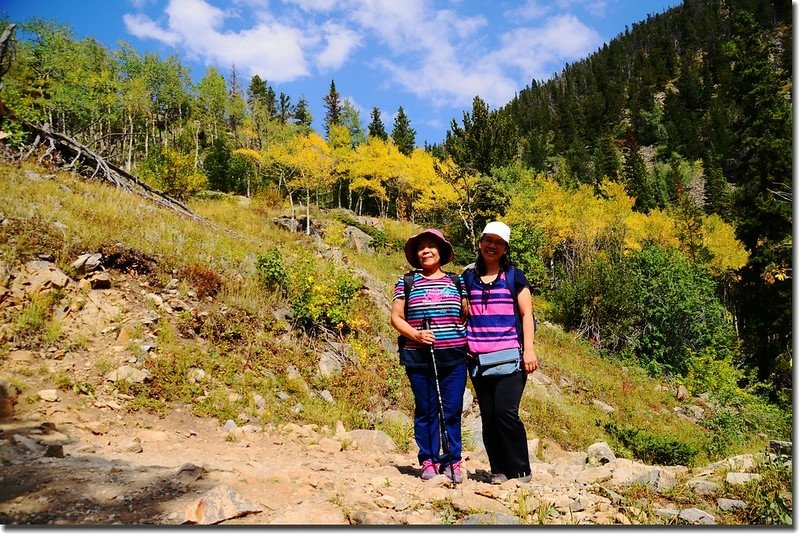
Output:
[282, 0, 340, 11]
[554, 0, 610, 17]
[123, 0, 311, 82]
[507, 0, 552, 21]
[122, 0, 604, 113]
[123, 13, 181, 45]
[315, 22, 362, 71]
[489, 14, 601, 82]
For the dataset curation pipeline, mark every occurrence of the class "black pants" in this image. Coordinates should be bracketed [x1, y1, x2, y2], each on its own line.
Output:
[471, 369, 531, 478]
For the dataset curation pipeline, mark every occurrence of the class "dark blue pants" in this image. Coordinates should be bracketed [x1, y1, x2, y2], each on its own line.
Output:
[471, 369, 531, 478]
[406, 362, 467, 465]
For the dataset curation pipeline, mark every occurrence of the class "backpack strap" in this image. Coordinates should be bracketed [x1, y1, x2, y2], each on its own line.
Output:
[506, 266, 524, 345]
[398, 271, 417, 351]
[402, 271, 416, 319]
[507, 265, 537, 335]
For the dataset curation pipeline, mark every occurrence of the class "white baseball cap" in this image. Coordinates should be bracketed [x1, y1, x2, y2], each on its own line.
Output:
[481, 221, 511, 245]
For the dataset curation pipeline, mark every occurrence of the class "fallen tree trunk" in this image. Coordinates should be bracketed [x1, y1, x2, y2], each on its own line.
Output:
[0, 22, 237, 236]
[22, 121, 203, 222]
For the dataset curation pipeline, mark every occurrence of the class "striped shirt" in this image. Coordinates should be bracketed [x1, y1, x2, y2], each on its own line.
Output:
[465, 268, 528, 354]
[393, 272, 467, 350]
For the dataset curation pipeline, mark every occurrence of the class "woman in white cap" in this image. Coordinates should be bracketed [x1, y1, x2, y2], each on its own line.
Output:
[462, 221, 538, 484]
[390, 228, 468, 483]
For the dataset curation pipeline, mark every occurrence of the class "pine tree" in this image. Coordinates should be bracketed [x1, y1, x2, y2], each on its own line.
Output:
[724, 10, 792, 396]
[623, 145, 654, 212]
[391, 106, 416, 156]
[323, 79, 342, 138]
[246, 74, 267, 109]
[342, 100, 366, 147]
[278, 92, 292, 124]
[227, 63, 246, 135]
[293, 96, 312, 130]
[368, 107, 388, 141]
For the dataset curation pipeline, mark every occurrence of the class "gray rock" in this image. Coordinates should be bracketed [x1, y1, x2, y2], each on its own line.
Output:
[592, 399, 615, 414]
[653, 508, 679, 520]
[106, 366, 150, 383]
[13, 434, 45, 455]
[587, 441, 616, 465]
[182, 484, 262, 524]
[687, 478, 720, 497]
[679, 507, 715, 525]
[717, 498, 747, 512]
[343, 225, 373, 253]
[347, 429, 397, 452]
[636, 468, 677, 493]
[317, 349, 344, 377]
[460, 513, 520, 525]
[381, 409, 412, 428]
[71, 252, 103, 274]
[319, 390, 335, 404]
[725, 472, 761, 485]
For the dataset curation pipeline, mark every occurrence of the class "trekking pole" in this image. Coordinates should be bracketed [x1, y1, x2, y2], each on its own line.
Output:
[422, 317, 457, 486]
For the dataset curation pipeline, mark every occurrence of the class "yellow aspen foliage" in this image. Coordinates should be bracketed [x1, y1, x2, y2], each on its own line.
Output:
[233, 148, 262, 163]
[404, 149, 459, 215]
[345, 137, 404, 204]
[264, 132, 332, 227]
[506, 176, 747, 274]
[327, 123, 352, 151]
[626, 208, 679, 251]
[702, 213, 749, 274]
[284, 132, 333, 195]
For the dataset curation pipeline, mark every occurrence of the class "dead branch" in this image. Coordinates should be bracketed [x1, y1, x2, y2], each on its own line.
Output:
[19, 121, 239, 237]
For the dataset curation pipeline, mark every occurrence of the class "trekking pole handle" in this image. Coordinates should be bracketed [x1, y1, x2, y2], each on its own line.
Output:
[422, 317, 430, 330]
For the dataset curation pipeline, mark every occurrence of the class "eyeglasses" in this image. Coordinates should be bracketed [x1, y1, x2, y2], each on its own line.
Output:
[480, 236, 507, 247]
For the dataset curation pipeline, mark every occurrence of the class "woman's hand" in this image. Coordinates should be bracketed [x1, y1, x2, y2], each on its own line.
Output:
[415, 329, 436, 345]
[522, 348, 538, 374]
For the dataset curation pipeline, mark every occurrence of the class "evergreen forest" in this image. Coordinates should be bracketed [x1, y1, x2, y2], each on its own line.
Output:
[0, 0, 792, 426]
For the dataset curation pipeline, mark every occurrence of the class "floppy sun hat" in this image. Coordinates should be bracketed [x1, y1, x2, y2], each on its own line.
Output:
[404, 228, 454, 268]
[481, 221, 511, 245]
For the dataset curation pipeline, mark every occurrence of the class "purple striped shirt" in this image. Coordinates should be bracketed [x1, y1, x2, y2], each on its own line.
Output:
[465, 270, 526, 354]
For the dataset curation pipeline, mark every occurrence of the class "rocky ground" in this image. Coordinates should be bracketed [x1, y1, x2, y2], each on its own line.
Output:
[0, 248, 783, 526]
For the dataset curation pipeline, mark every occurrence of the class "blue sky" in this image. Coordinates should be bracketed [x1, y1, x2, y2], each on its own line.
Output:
[3, 0, 684, 146]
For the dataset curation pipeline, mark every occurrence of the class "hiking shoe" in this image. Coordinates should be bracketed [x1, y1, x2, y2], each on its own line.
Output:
[442, 460, 463, 484]
[514, 474, 532, 483]
[490, 473, 508, 485]
[420, 459, 440, 481]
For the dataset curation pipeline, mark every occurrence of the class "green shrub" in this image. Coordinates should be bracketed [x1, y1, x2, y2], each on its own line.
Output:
[256, 247, 287, 293]
[550, 245, 736, 377]
[604, 421, 699, 466]
[509, 223, 548, 292]
[737, 455, 792, 525]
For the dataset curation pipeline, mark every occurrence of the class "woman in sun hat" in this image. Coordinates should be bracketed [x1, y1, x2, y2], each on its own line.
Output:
[390, 228, 468, 483]
[462, 221, 538, 484]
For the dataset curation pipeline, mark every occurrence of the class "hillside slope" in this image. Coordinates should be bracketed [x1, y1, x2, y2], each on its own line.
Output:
[0, 162, 790, 525]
